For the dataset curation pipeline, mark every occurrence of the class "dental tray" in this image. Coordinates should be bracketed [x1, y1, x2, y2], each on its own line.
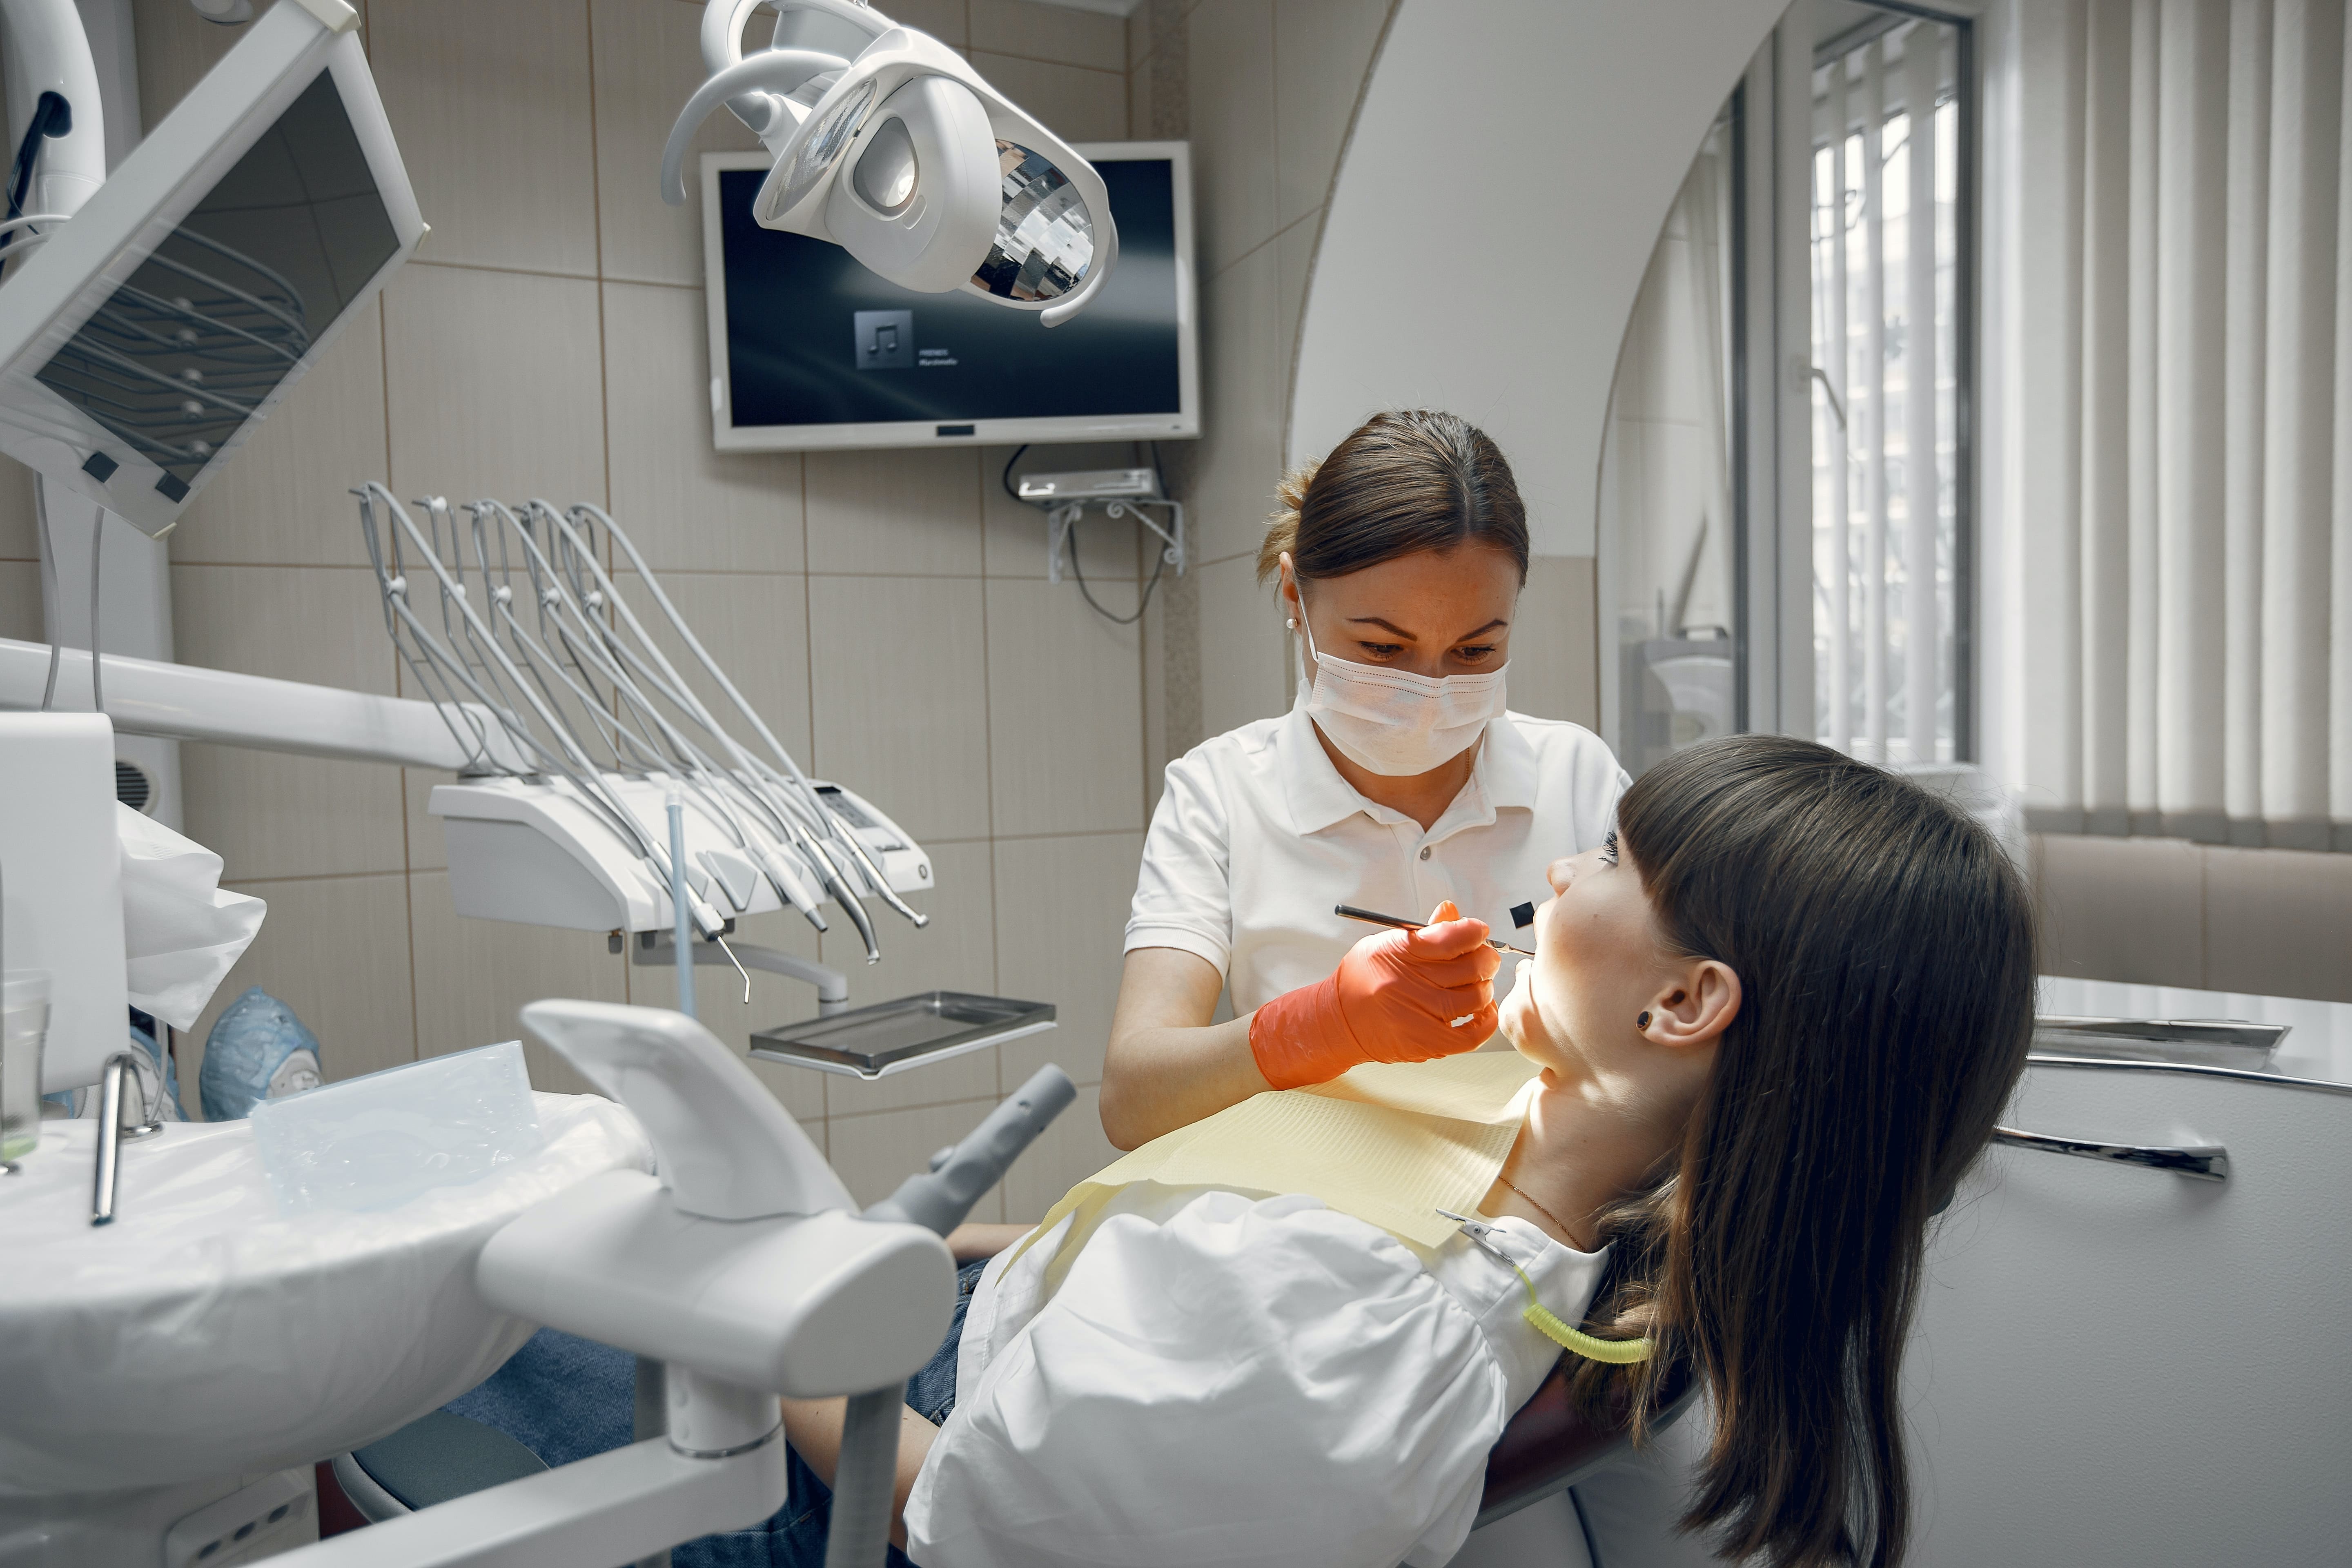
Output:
[750, 991, 1057, 1079]
[2032, 1015, 2290, 1068]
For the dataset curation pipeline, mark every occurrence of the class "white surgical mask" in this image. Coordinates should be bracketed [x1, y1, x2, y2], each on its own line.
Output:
[1296, 597, 1508, 777]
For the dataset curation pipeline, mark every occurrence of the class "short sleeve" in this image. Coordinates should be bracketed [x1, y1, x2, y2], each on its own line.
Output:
[1123, 753, 1234, 975]
[903, 1193, 1512, 1568]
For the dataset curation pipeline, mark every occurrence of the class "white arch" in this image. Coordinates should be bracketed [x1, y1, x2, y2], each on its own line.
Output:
[1289, 0, 1789, 555]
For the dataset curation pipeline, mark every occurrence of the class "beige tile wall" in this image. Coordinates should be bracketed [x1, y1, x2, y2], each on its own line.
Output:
[104, 0, 1142, 1219]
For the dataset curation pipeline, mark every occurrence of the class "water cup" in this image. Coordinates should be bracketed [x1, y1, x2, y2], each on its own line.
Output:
[2, 971, 51, 1164]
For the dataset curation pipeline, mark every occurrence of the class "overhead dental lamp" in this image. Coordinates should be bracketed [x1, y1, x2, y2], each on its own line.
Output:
[662, 0, 1117, 326]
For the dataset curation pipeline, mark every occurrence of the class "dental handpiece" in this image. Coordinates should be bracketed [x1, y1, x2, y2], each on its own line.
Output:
[1334, 904, 1534, 958]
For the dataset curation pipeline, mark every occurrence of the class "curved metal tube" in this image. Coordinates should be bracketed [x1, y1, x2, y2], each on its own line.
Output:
[661, 49, 849, 204]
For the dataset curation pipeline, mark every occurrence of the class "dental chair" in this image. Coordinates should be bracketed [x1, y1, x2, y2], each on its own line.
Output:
[325, 1266, 1700, 1565]
[325, 1296, 1698, 1568]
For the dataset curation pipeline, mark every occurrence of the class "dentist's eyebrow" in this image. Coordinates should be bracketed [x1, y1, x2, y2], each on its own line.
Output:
[1345, 617, 1420, 638]
[1343, 617, 1509, 639]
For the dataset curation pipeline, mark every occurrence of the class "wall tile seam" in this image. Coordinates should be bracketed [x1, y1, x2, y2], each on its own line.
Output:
[1214, 202, 1326, 297]
[804, 569, 1144, 581]
[981, 826, 1146, 843]
[167, 562, 384, 572]
[597, 274, 702, 294]
[638, 567, 1152, 581]
[222, 869, 410, 890]
[966, 47, 1130, 77]
[403, 257, 602, 285]
[1206, 203, 1323, 287]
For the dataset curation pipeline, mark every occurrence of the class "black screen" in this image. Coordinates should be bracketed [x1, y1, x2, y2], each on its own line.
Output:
[719, 156, 1181, 430]
[36, 69, 401, 497]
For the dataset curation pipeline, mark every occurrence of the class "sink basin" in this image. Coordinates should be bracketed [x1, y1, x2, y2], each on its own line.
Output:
[0, 1092, 648, 1498]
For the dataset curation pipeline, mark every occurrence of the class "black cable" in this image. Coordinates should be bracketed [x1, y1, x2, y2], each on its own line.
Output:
[1069, 510, 1166, 626]
[1006, 441, 1169, 625]
[2, 92, 72, 269]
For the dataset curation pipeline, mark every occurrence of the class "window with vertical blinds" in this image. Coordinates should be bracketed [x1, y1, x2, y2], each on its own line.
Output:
[2006, 0, 2352, 852]
[1811, 15, 1969, 766]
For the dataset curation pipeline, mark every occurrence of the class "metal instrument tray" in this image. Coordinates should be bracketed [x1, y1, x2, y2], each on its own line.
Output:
[750, 991, 1056, 1080]
[2033, 1015, 2290, 1068]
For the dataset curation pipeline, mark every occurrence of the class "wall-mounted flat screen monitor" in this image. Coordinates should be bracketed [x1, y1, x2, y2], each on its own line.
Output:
[0, 2, 422, 538]
[701, 141, 1197, 451]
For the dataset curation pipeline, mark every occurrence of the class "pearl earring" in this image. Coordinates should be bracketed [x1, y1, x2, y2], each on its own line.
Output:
[1286, 617, 1298, 629]
[1636, 1011, 1651, 1030]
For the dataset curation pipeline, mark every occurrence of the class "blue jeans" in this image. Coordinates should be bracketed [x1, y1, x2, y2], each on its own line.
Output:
[442, 1258, 989, 1568]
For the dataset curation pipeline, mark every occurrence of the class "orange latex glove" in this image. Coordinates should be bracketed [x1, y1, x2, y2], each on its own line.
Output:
[1248, 901, 1504, 1090]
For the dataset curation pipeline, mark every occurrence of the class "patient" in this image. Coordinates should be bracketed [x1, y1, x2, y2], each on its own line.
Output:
[774, 733, 2037, 1568]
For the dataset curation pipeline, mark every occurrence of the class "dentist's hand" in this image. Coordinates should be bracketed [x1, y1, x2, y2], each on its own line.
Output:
[1248, 901, 1503, 1089]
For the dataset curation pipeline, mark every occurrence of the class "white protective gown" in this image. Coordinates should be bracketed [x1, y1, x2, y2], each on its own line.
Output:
[903, 1186, 1607, 1568]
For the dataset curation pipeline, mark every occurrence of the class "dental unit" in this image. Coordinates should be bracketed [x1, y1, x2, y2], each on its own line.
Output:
[0, 1, 1119, 1563]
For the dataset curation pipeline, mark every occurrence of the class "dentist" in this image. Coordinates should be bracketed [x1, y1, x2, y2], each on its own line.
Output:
[1101, 410, 1629, 1149]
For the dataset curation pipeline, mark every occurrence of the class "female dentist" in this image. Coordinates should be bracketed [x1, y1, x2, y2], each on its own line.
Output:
[1101, 410, 1630, 1149]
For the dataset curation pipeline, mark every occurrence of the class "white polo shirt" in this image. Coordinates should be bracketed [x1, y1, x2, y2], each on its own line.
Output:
[1126, 695, 1630, 1011]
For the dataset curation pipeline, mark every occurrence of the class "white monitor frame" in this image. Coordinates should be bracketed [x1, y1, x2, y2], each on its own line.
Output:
[699, 139, 1198, 452]
[0, 0, 423, 538]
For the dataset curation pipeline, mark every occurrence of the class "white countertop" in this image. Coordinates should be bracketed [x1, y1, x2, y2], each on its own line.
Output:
[2038, 976, 2352, 1091]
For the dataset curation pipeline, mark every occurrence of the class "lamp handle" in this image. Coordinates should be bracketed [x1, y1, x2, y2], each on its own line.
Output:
[521, 998, 853, 1219]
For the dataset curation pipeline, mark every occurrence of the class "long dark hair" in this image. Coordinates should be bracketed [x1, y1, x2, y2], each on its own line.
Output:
[1256, 410, 1530, 586]
[1569, 735, 2036, 1568]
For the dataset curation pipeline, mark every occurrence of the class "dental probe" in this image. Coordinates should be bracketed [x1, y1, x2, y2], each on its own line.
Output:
[1334, 904, 1534, 958]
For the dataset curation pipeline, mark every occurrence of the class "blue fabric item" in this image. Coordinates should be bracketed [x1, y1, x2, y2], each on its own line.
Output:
[442, 1327, 636, 1470]
[199, 987, 320, 1121]
[443, 1258, 987, 1568]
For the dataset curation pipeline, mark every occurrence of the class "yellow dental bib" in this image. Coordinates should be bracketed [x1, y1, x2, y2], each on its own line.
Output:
[1012, 1052, 1542, 1290]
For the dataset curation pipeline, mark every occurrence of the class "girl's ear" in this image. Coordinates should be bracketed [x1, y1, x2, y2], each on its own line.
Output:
[1642, 959, 1741, 1051]
[1278, 551, 1301, 609]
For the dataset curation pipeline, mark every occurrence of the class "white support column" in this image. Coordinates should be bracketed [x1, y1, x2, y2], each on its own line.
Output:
[35, 480, 182, 827]
[1863, 38, 1890, 760]
[1831, 60, 1854, 753]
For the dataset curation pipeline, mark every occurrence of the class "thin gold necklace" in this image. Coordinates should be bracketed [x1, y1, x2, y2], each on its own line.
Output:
[1497, 1174, 1576, 1242]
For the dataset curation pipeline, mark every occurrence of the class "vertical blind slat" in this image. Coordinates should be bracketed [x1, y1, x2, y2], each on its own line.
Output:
[2223, 0, 2272, 833]
[2154, 0, 2231, 832]
[2082, 0, 2136, 829]
[2127, 0, 2165, 820]
[2018, 0, 2091, 810]
[2333, 0, 2352, 835]
[2260, 0, 2341, 839]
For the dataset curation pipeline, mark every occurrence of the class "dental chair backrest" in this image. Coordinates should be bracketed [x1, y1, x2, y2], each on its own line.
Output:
[518, 999, 852, 1220]
[1477, 1354, 1698, 1531]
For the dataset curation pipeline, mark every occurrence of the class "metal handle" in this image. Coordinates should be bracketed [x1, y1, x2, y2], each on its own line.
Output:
[89, 1050, 163, 1226]
[1992, 1125, 2230, 1182]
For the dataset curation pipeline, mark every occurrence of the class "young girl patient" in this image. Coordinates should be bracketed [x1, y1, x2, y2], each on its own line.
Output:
[790, 734, 2035, 1568]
